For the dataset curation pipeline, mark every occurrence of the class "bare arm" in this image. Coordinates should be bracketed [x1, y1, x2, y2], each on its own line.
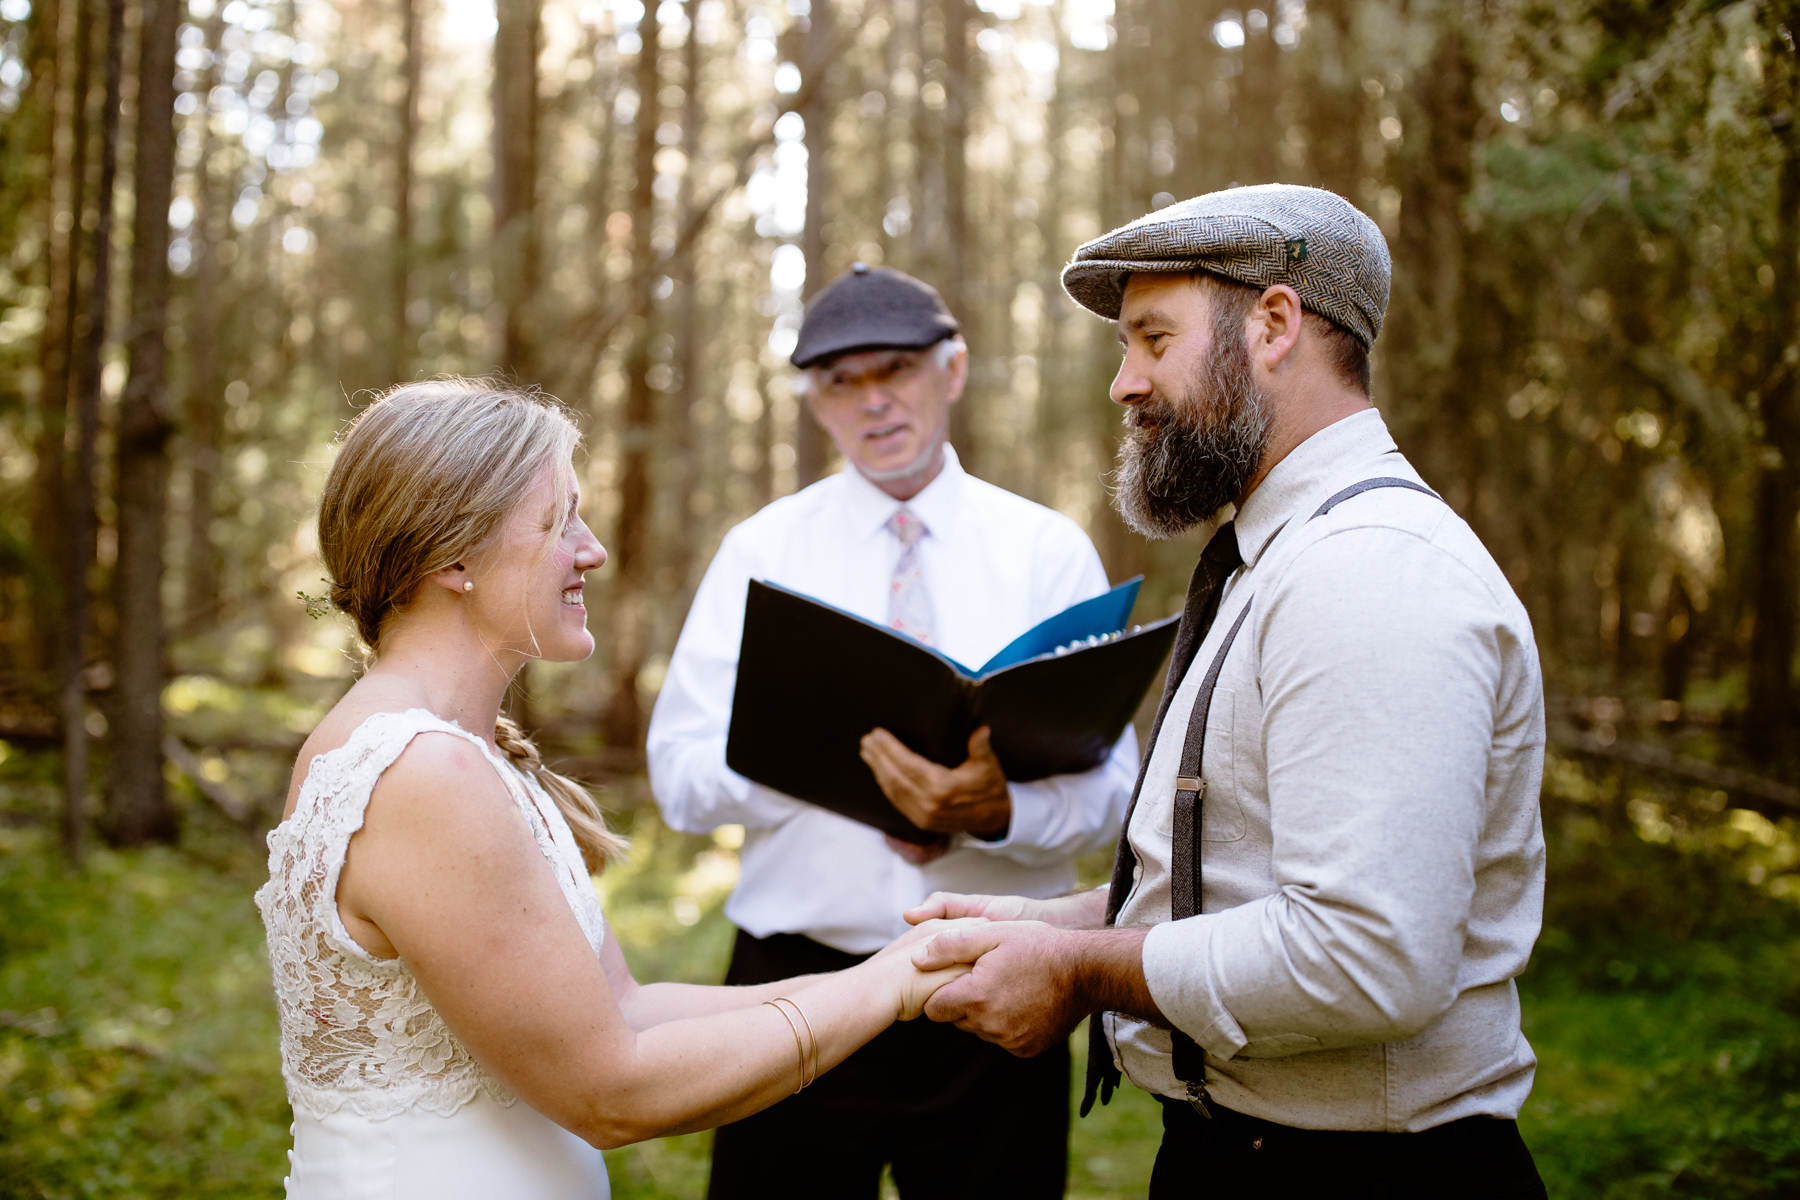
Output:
[339, 734, 965, 1148]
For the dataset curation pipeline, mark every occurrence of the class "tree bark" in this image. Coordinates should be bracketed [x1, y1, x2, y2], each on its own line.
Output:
[60, 0, 124, 867]
[28, 0, 72, 686]
[1745, 18, 1800, 758]
[391, 0, 421, 382]
[670, 0, 705, 592]
[795, 0, 834, 486]
[106, 0, 181, 846]
[939, 0, 976, 466]
[600, 0, 661, 754]
[493, 0, 542, 381]
[181, 6, 226, 623]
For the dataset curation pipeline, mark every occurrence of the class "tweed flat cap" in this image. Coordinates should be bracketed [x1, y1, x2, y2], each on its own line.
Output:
[1061, 184, 1391, 347]
[790, 262, 960, 368]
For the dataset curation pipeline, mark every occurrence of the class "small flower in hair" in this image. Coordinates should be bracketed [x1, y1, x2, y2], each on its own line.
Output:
[296, 579, 334, 619]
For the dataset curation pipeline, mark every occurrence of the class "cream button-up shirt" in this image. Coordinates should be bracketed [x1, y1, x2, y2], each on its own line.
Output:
[1110, 409, 1547, 1132]
[648, 446, 1137, 954]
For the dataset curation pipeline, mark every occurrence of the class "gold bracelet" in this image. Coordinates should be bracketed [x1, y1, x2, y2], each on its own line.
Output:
[780, 996, 819, 1088]
[767, 996, 818, 1089]
[762, 999, 807, 1093]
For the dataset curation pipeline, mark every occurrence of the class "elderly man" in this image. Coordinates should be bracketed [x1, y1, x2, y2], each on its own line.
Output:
[909, 185, 1549, 1198]
[646, 262, 1136, 1199]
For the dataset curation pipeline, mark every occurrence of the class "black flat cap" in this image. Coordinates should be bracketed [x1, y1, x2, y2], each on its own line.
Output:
[790, 262, 960, 368]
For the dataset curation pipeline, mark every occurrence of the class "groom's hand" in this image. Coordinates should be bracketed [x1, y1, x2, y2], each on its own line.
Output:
[908, 921, 1085, 1057]
[912, 922, 1157, 1057]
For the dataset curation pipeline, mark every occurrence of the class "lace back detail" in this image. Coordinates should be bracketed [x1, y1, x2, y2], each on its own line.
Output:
[254, 708, 608, 1121]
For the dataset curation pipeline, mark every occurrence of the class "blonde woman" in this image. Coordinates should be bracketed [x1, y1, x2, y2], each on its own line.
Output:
[256, 379, 973, 1198]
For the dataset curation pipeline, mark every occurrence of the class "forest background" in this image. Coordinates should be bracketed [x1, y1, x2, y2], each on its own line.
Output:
[3, 0, 1800, 1195]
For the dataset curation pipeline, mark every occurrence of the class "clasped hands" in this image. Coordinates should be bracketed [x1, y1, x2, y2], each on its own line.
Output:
[890, 890, 1151, 1058]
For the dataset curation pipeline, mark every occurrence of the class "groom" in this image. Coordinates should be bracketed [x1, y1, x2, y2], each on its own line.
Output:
[911, 184, 1549, 1198]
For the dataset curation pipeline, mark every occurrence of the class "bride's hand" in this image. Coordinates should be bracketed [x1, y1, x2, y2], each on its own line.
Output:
[869, 915, 971, 961]
[870, 917, 985, 1020]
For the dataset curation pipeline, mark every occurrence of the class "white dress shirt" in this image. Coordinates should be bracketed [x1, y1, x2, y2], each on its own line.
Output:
[1110, 409, 1547, 1131]
[647, 446, 1138, 953]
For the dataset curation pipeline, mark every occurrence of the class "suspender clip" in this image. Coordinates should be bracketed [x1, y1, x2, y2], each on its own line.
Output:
[1185, 1079, 1213, 1120]
[1175, 776, 1206, 796]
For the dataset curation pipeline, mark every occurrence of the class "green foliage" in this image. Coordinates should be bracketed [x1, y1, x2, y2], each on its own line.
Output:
[0, 826, 289, 1200]
[3, 750, 1799, 1197]
[1519, 755, 1800, 1197]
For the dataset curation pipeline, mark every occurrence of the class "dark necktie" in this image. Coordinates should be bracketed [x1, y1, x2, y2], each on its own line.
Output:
[1080, 520, 1242, 1116]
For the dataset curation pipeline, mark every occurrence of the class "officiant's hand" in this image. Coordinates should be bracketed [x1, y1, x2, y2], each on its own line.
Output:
[883, 834, 952, 866]
[860, 726, 1010, 839]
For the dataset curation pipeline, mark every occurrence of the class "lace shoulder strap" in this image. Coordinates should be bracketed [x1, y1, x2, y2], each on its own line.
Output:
[273, 707, 495, 965]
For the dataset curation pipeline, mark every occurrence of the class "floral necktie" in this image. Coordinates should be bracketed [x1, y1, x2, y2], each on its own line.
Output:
[885, 507, 935, 645]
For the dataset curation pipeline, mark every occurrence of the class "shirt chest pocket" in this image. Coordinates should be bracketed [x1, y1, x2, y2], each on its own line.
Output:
[1151, 688, 1247, 844]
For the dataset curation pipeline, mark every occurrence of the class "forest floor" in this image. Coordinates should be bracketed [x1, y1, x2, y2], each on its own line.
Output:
[2, 741, 1798, 1199]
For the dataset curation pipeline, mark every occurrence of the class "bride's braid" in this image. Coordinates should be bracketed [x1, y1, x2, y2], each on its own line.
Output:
[319, 377, 628, 871]
[494, 714, 627, 873]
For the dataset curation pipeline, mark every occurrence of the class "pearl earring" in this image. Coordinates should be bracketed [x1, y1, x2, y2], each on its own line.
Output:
[463, 580, 474, 593]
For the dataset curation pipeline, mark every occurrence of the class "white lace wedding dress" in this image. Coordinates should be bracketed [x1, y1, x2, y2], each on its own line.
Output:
[255, 708, 612, 1198]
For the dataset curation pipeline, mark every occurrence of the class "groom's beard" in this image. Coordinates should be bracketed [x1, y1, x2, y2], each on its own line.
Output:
[1109, 324, 1273, 539]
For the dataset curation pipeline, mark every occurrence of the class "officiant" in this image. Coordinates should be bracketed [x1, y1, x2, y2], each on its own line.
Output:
[646, 262, 1136, 1199]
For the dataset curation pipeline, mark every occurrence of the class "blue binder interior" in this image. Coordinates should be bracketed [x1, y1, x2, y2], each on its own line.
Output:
[755, 575, 1144, 681]
[975, 576, 1143, 675]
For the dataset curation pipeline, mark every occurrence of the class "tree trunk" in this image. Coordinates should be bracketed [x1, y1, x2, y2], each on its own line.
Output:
[1296, 0, 1365, 202]
[493, 0, 541, 381]
[939, 0, 976, 466]
[1746, 23, 1800, 758]
[875, 0, 899, 259]
[569, 21, 618, 408]
[794, 0, 833, 486]
[29, 0, 72, 686]
[181, 6, 226, 623]
[910, 0, 943, 274]
[600, 0, 661, 753]
[107, 0, 181, 846]
[61, 0, 124, 867]
[391, 0, 421, 383]
[670, 0, 705, 593]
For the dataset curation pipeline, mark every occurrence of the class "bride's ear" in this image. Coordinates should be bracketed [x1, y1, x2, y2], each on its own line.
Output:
[428, 562, 474, 595]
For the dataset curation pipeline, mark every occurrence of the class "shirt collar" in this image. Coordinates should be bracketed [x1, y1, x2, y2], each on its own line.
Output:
[839, 442, 965, 541]
[1233, 408, 1398, 570]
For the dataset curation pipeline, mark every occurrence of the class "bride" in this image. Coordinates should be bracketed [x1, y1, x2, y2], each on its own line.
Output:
[256, 378, 973, 1198]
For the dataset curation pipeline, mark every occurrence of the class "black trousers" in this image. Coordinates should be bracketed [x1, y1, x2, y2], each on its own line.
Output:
[1151, 1095, 1548, 1199]
[706, 929, 1070, 1200]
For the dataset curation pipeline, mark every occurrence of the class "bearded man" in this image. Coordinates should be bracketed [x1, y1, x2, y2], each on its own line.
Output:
[905, 184, 1550, 1199]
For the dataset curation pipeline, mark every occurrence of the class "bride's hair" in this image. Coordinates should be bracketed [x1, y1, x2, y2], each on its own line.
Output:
[318, 376, 627, 871]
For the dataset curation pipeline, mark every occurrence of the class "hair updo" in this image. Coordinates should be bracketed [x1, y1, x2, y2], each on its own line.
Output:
[318, 377, 625, 871]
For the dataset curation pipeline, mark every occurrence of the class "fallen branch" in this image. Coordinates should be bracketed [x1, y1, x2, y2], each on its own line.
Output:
[1551, 724, 1800, 817]
[161, 735, 259, 829]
